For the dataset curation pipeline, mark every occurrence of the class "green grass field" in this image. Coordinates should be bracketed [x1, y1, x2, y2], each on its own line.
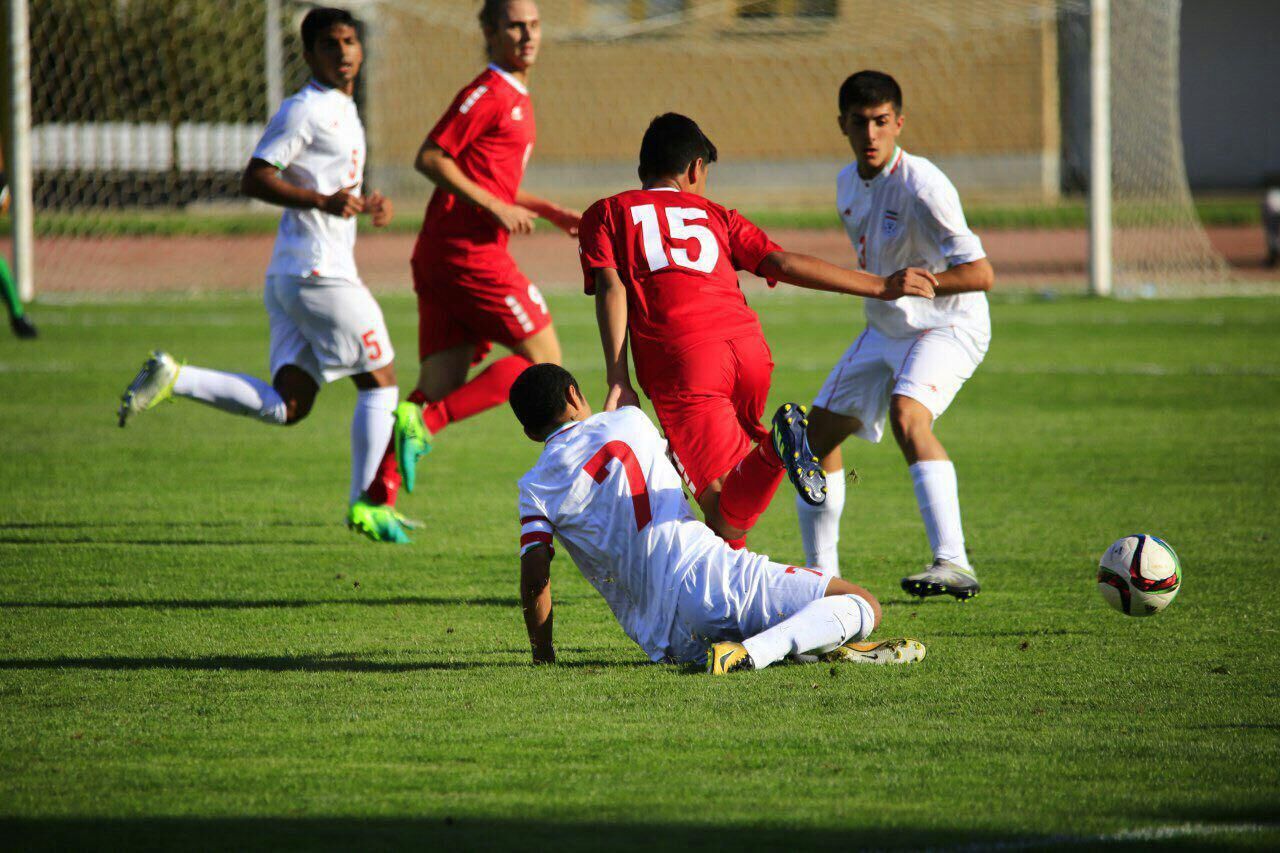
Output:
[2, 289, 1279, 850]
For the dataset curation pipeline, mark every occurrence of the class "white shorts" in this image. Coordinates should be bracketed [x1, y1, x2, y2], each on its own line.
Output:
[265, 275, 394, 385]
[664, 548, 833, 664]
[813, 325, 987, 443]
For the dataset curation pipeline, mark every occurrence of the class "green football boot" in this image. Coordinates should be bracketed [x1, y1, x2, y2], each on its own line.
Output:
[393, 401, 433, 494]
[347, 498, 412, 544]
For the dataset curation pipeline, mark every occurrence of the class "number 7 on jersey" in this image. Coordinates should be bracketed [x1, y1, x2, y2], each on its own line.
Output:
[582, 440, 652, 531]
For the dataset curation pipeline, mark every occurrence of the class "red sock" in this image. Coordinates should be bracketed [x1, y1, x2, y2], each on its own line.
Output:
[364, 437, 400, 507]
[717, 442, 785, 533]
[417, 355, 532, 435]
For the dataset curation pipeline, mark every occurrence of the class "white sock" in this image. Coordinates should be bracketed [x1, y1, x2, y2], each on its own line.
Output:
[350, 386, 398, 505]
[173, 365, 287, 425]
[909, 460, 971, 571]
[742, 594, 873, 670]
[796, 470, 845, 576]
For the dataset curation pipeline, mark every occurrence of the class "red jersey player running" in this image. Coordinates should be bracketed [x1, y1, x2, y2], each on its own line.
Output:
[510, 363, 926, 672]
[578, 113, 937, 548]
[365, 0, 580, 512]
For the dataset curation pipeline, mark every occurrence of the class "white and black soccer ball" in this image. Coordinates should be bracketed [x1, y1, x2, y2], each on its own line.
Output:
[1097, 534, 1182, 617]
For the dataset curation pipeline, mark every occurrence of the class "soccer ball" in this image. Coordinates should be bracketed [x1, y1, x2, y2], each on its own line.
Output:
[1097, 534, 1182, 616]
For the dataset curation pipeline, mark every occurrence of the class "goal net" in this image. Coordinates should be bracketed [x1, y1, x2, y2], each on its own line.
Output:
[8, 0, 1231, 295]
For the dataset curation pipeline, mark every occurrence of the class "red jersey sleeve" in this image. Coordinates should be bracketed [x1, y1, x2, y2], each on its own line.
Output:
[726, 209, 783, 275]
[577, 199, 618, 295]
[427, 82, 503, 160]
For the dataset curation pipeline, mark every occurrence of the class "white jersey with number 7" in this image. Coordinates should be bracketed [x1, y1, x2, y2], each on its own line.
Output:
[517, 406, 728, 660]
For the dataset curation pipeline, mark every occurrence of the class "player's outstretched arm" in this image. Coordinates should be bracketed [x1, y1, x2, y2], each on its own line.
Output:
[593, 269, 641, 411]
[516, 191, 582, 237]
[241, 158, 363, 218]
[414, 141, 536, 235]
[932, 257, 995, 295]
[520, 545, 555, 664]
[757, 251, 937, 301]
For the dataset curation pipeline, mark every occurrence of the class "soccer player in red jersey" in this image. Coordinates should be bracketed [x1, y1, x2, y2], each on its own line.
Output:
[360, 0, 580, 510]
[578, 113, 938, 548]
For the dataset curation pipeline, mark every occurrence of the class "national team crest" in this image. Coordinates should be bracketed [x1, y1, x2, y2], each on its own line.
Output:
[511, 105, 525, 121]
[882, 209, 900, 237]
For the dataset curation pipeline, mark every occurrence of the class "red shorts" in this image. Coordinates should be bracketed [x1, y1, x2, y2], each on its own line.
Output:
[412, 250, 551, 363]
[641, 335, 774, 499]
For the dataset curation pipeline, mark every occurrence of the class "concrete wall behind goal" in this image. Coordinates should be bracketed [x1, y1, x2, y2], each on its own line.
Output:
[1180, 0, 1280, 190]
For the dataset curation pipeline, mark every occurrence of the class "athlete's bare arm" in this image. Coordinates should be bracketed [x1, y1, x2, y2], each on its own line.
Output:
[931, 257, 994, 295]
[515, 191, 582, 237]
[520, 544, 555, 664]
[757, 251, 937, 301]
[414, 141, 536, 235]
[593, 269, 641, 411]
[241, 158, 365, 218]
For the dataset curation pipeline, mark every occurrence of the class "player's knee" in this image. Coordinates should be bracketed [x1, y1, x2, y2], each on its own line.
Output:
[889, 396, 931, 439]
[281, 394, 315, 425]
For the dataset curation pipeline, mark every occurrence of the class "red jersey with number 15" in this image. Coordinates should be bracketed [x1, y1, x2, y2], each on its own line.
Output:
[578, 188, 782, 368]
[415, 64, 535, 265]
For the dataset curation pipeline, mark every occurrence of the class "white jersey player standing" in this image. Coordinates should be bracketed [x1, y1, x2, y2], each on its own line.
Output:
[117, 8, 413, 544]
[508, 363, 925, 673]
[797, 71, 996, 600]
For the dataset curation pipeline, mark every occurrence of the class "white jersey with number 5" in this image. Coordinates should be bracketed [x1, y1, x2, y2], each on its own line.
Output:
[838, 147, 988, 339]
[253, 79, 366, 282]
[517, 407, 727, 661]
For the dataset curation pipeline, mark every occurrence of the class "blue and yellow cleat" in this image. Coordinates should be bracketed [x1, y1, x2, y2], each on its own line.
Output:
[707, 641, 754, 675]
[771, 402, 826, 506]
[347, 498, 412, 544]
[393, 401, 433, 494]
[118, 351, 181, 427]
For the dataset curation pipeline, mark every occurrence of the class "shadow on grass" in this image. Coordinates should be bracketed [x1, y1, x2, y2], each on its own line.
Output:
[0, 597, 514, 610]
[1, 814, 1276, 853]
[0, 654, 646, 673]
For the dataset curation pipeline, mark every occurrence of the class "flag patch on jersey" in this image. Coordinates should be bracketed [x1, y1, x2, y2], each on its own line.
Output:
[882, 209, 900, 237]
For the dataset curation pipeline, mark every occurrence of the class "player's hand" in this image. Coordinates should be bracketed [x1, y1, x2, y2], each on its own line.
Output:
[320, 184, 364, 218]
[364, 190, 393, 227]
[604, 382, 641, 412]
[881, 268, 937, 300]
[545, 205, 582, 237]
[488, 201, 538, 235]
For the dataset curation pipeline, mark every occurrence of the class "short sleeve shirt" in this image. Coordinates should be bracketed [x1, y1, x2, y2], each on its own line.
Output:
[253, 79, 365, 282]
[577, 188, 782, 370]
[416, 65, 536, 262]
[837, 148, 989, 339]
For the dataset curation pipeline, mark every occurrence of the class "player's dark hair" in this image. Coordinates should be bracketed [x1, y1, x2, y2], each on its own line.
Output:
[509, 363, 581, 438]
[638, 113, 718, 183]
[838, 70, 903, 115]
[478, 0, 510, 31]
[301, 7, 359, 52]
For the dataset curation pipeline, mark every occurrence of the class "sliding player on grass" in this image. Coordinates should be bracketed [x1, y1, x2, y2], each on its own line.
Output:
[511, 363, 925, 672]
[578, 113, 937, 549]
[376, 0, 581, 510]
[796, 71, 995, 599]
[117, 8, 412, 543]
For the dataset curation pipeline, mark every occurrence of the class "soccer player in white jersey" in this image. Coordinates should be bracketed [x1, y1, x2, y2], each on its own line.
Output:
[509, 363, 925, 673]
[796, 71, 996, 600]
[116, 8, 412, 543]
